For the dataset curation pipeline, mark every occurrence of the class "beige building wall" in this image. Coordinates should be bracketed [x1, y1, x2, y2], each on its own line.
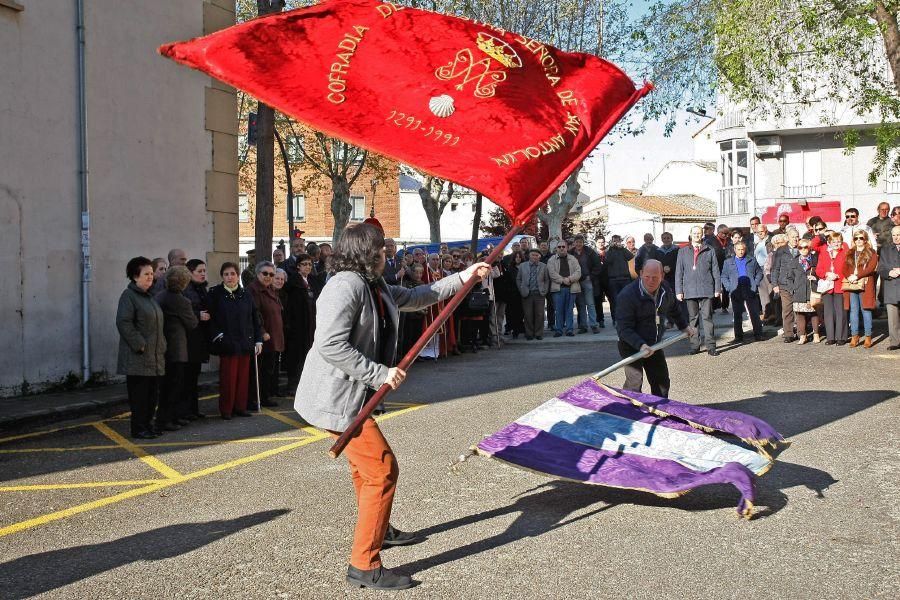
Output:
[0, 0, 237, 396]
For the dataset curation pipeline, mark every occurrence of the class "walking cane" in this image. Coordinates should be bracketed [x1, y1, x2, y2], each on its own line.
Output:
[253, 349, 261, 412]
[592, 332, 688, 380]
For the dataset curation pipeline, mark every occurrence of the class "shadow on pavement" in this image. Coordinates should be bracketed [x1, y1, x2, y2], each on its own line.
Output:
[0, 509, 289, 599]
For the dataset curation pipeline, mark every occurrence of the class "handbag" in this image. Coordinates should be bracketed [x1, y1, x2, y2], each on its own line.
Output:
[841, 277, 868, 292]
[466, 288, 491, 313]
[816, 279, 834, 294]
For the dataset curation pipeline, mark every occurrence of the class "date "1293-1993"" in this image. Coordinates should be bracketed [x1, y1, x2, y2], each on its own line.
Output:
[386, 111, 460, 146]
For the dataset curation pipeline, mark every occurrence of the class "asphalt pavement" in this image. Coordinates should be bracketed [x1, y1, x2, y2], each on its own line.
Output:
[0, 324, 898, 599]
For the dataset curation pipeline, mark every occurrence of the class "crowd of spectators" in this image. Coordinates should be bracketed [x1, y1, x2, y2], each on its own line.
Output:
[114, 203, 900, 439]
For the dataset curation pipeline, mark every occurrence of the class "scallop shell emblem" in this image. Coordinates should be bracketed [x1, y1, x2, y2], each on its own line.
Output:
[429, 94, 455, 118]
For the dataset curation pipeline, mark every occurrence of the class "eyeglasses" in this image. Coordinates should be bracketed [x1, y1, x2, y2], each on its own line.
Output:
[854, 236, 865, 241]
[260, 271, 275, 277]
[845, 214, 858, 219]
[798, 245, 810, 250]
[299, 261, 312, 266]
[557, 246, 567, 249]
[814, 227, 826, 232]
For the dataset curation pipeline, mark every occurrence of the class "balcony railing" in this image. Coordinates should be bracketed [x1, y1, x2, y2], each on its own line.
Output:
[887, 179, 900, 194]
[782, 184, 823, 199]
[719, 186, 749, 215]
[715, 110, 745, 131]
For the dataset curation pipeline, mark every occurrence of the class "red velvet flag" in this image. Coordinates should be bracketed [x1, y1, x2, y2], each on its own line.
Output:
[160, 0, 650, 223]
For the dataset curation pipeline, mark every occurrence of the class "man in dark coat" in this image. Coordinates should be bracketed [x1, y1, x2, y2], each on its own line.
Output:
[615, 260, 694, 398]
[770, 228, 801, 342]
[605, 234, 635, 323]
[634, 233, 661, 274]
[675, 225, 721, 356]
[382, 238, 405, 285]
[707, 224, 731, 312]
[880, 225, 900, 350]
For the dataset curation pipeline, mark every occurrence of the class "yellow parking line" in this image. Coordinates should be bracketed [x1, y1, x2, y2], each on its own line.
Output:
[0, 480, 165, 492]
[375, 404, 426, 422]
[0, 419, 106, 445]
[260, 408, 321, 435]
[0, 434, 328, 538]
[0, 445, 120, 453]
[92, 422, 182, 480]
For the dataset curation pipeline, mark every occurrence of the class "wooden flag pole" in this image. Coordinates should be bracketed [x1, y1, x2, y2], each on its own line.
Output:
[329, 224, 524, 458]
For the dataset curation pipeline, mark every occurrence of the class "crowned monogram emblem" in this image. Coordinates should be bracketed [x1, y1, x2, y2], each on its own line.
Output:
[434, 32, 523, 100]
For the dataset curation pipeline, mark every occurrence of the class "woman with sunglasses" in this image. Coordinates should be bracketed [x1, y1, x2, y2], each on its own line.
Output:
[843, 230, 879, 348]
[785, 240, 821, 344]
[248, 260, 284, 408]
[815, 232, 849, 345]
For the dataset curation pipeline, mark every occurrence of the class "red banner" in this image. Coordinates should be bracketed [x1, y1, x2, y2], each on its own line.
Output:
[160, 0, 648, 223]
[760, 201, 844, 227]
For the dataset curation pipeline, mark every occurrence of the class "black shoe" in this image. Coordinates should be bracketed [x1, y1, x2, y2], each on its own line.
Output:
[553, 332, 563, 338]
[162, 422, 181, 431]
[234, 410, 252, 417]
[131, 430, 158, 440]
[783, 336, 796, 343]
[689, 348, 702, 355]
[734, 336, 744, 343]
[347, 565, 415, 590]
[382, 524, 425, 547]
[261, 399, 279, 408]
[525, 335, 534, 340]
[591, 326, 600, 334]
[836, 340, 847, 346]
[176, 418, 192, 426]
[577, 327, 588, 334]
[825, 340, 836, 345]
[536, 336, 543, 340]
[754, 334, 765, 342]
[708, 348, 719, 357]
[565, 331, 575, 337]
[888, 345, 900, 351]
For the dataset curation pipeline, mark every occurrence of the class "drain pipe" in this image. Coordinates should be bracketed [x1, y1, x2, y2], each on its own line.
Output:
[76, 0, 91, 383]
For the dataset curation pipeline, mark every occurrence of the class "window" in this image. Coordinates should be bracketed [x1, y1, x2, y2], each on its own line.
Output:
[450, 203, 458, 212]
[288, 194, 305, 221]
[286, 136, 303, 164]
[718, 140, 750, 215]
[350, 195, 366, 221]
[238, 193, 250, 223]
[783, 150, 822, 198]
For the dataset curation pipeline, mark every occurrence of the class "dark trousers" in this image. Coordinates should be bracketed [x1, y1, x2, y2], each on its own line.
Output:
[522, 293, 545, 338]
[730, 286, 763, 339]
[249, 350, 276, 408]
[822, 293, 848, 342]
[184, 361, 203, 416]
[159, 361, 187, 425]
[607, 278, 631, 323]
[618, 341, 670, 398]
[594, 283, 610, 324]
[285, 337, 312, 387]
[545, 295, 555, 332]
[779, 289, 795, 338]
[126, 375, 160, 436]
[686, 297, 716, 351]
[270, 352, 282, 396]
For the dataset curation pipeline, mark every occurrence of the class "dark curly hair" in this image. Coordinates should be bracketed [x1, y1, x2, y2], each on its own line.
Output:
[332, 223, 385, 282]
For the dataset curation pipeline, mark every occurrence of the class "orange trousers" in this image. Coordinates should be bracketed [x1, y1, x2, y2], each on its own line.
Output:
[329, 418, 399, 570]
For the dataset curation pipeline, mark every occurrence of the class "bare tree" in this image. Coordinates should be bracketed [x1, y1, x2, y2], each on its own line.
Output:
[537, 169, 582, 241]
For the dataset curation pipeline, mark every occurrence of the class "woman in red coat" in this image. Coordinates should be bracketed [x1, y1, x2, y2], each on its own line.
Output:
[815, 231, 848, 345]
[843, 230, 879, 348]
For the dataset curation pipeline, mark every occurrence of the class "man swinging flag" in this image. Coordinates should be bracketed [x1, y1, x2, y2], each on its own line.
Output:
[160, 2, 660, 590]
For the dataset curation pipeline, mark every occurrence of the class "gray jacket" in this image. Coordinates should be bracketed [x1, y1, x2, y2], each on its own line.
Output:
[546, 254, 582, 293]
[295, 270, 464, 432]
[675, 244, 721, 299]
[879, 244, 900, 305]
[155, 290, 199, 363]
[116, 282, 166, 376]
[516, 261, 550, 297]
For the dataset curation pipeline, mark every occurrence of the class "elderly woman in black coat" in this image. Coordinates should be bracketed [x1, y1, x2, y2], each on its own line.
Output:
[155, 266, 199, 430]
[183, 259, 212, 419]
[116, 257, 166, 439]
[207, 261, 263, 419]
[785, 238, 821, 344]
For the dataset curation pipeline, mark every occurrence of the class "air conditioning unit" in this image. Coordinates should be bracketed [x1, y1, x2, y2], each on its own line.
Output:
[754, 135, 782, 155]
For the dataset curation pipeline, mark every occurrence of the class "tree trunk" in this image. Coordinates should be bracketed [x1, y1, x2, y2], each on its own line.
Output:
[873, 1, 900, 96]
[470, 192, 483, 254]
[254, 102, 275, 262]
[537, 169, 582, 241]
[252, 0, 282, 262]
[331, 175, 352, 244]
[418, 187, 442, 243]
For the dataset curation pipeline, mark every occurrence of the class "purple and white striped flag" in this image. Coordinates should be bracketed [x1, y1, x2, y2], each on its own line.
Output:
[476, 379, 788, 518]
